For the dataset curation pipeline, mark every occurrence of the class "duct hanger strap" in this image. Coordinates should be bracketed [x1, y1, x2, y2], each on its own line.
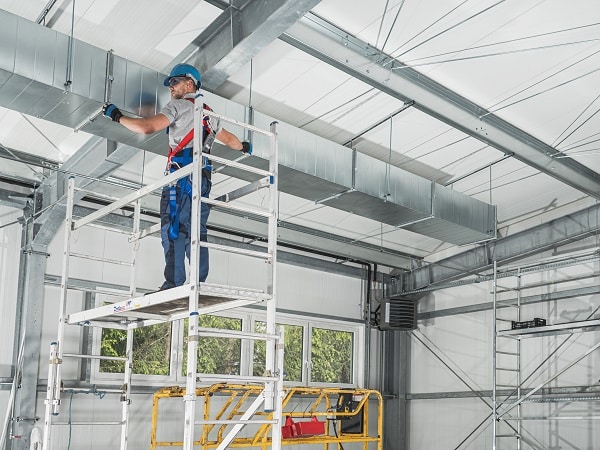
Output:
[104, 50, 115, 104]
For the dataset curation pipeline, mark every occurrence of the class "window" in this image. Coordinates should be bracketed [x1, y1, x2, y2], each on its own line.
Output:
[95, 308, 363, 387]
[309, 327, 353, 384]
[99, 322, 172, 375]
[182, 315, 242, 375]
[253, 321, 304, 382]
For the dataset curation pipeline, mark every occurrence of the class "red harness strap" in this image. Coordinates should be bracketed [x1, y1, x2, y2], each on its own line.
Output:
[166, 98, 213, 168]
[166, 98, 195, 167]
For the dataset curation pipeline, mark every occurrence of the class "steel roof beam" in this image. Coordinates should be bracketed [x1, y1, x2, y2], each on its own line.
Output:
[279, 13, 600, 199]
[393, 202, 600, 292]
[172, 0, 322, 91]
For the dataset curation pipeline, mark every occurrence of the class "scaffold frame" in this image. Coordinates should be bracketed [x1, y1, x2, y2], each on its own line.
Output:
[41, 105, 283, 450]
[492, 258, 600, 450]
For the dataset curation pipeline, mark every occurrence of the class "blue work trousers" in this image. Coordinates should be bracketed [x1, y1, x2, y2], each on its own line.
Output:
[160, 176, 211, 289]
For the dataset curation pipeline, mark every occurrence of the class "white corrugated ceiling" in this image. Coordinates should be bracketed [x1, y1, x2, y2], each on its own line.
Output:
[1, 0, 599, 266]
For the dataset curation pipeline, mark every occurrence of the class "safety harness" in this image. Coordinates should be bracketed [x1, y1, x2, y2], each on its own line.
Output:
[165, 98, 214, 240]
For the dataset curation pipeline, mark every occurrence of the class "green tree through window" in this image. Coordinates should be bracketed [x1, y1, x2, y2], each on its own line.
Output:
[100, 323, 172, 375]
[182, 315, 242, 375]
[253, 322, 303, 382]
[310, 327, 353, 384]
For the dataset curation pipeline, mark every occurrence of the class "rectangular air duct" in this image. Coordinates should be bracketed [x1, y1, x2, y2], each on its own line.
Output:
[0, 9, 496, 247]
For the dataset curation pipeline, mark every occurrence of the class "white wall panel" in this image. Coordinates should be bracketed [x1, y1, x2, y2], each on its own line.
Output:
[410, 398, 492, 449]
[411, 259, 600, 450]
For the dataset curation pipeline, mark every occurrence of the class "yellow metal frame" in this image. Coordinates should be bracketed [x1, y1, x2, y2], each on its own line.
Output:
[151, 384, 383, 449]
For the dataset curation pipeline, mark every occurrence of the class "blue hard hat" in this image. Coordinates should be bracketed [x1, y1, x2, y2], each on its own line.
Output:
[163, 63, 201, 89]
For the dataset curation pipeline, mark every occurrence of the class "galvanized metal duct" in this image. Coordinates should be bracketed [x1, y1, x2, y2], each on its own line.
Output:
[0, 9, 495, 245]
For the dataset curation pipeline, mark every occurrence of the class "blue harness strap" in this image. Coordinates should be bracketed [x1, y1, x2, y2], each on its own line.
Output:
[166, 100, 214, 241]
[168, 148, 194, 240]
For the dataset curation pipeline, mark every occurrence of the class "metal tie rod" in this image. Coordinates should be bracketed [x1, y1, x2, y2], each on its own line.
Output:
[496, 367, 520, 372]
[70, 252, 133, 266]
[201, 242, 272, 260]
[496, 350, 518, 355]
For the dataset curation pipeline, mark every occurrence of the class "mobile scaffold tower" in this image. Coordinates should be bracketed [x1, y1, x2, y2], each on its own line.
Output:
[41, 102, 283, 450]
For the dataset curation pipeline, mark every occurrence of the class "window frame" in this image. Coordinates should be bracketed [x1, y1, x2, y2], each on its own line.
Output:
[91, 305, 364, 388]
[306, 319, 364, 388]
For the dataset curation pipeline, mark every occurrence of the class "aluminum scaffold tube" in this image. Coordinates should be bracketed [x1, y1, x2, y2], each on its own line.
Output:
[42, 106, 282, 450]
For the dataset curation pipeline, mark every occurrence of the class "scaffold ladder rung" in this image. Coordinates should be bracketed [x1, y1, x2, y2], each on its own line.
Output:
[204, 153, 273, 178]
[62, 353, 127, 361]
[214, 178, 270, 203]
[196, 327, 280, 341]
[201, 241, 272, 260]
[201, 196, 273, 218]
[53, 421, 124, 426]
[196, 375, 279, 383]
[70, 252, 133, 266]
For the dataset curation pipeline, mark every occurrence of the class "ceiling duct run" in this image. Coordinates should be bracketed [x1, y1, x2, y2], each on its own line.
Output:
[0, 9, 495, 246]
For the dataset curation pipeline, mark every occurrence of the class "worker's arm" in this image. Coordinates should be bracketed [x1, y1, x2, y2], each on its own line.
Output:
[216, 128, 252, 154]
[119, 114, 170, 134]
[103, 104, 170, 134]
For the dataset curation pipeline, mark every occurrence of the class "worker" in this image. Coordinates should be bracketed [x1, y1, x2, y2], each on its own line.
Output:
[103, 63, 252, 289]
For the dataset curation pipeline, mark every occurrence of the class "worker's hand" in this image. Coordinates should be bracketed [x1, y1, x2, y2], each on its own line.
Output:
[103, 104, 123, 123]
[241, 141, 252, 155]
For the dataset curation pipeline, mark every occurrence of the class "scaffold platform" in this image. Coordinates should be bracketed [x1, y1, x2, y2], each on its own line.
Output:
[68, 283, 271, 327]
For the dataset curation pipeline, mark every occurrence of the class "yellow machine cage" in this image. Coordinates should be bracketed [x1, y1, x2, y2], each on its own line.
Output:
[151, 384, 383, 449]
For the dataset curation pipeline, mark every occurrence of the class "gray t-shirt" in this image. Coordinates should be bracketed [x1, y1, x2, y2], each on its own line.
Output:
[160, 93, 212, 150]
